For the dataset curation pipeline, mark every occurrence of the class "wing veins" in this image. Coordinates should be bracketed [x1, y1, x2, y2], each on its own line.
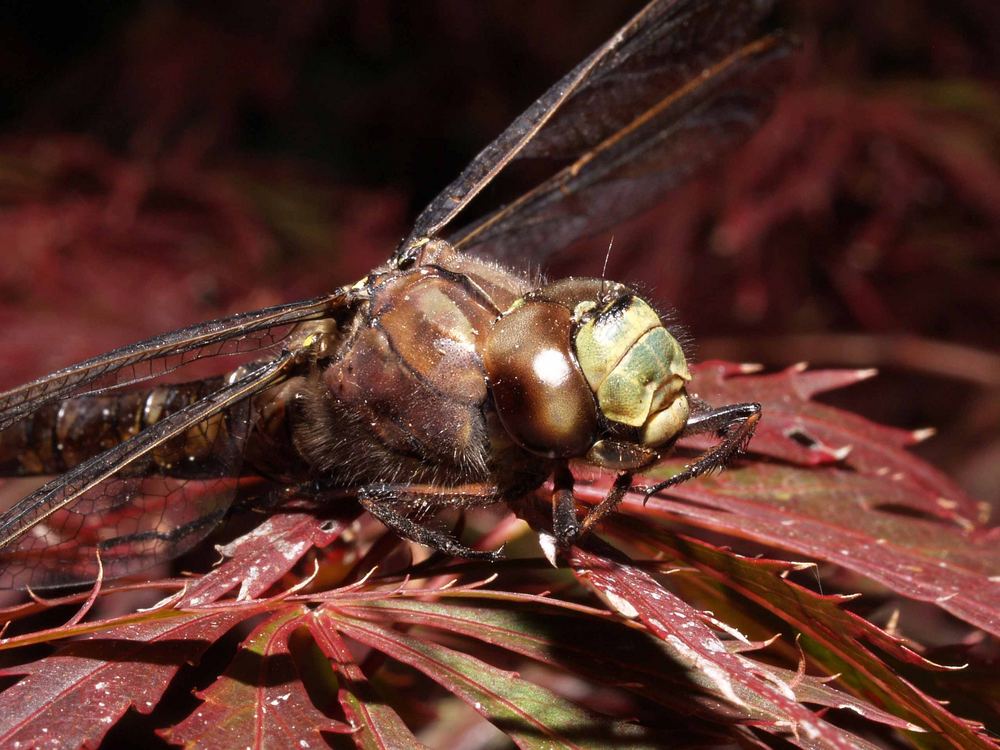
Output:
[0, 291, 345, 432]
[451, 33, 790, 257]
[0, 351, 296, 550]
[398, 0, 668, 255]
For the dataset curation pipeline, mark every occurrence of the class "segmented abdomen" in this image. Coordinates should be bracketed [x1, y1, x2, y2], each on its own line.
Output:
[0, 378, 233, 478]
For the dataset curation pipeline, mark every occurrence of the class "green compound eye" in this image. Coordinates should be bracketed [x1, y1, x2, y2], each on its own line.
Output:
[575, 296, 691, 448]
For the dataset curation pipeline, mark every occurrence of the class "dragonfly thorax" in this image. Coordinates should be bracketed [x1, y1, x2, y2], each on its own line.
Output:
[483, 278, 691, 469]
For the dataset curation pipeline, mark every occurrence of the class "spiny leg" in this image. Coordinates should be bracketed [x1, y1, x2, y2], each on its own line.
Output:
[552, 463, 633, 549]
[684, 401, 761, 436]
[578, 471, 633, 537]
[358, 483, 503, 561]
[552, 403, 760, 548]
[637, 402, 761, 501]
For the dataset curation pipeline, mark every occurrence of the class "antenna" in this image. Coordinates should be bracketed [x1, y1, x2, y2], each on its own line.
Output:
[602, 236, 615, 279]
[600, 236, 615, 301]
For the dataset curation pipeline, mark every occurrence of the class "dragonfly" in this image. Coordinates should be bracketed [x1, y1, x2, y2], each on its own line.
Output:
[0, 0, 790, 588]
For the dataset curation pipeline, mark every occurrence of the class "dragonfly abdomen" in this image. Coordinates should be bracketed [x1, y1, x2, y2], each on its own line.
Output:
[0, 377, 234, 478]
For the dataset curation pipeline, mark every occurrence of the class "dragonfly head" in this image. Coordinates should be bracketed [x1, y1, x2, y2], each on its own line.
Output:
[483, 278, 691, 469]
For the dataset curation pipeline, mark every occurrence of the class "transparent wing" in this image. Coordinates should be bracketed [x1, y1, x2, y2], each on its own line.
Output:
[0, 476, 247, 589]
[397, 0, 782, 261]
[0, 354, 293, 588]
[451, 34, 790, 263]
[0, 291, 345, 433]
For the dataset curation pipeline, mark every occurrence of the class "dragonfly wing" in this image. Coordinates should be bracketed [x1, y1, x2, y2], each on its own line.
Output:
[0, 292, 346, 433]
[451, 34, 791, 263]
[398, 0, 781, 261]
[0, 354, 293, 588]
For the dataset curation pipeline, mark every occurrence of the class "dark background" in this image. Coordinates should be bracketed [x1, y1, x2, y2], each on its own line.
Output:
[0, 0, 996, 500]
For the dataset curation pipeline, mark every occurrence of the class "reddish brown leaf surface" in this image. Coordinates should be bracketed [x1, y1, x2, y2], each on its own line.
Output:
[317, 607, 674, 749]
[0, 609, 251, 749]
[179, 511, 348, 607]
[686, 468, 996, 632]
[329, 594, 920, 737]
[609, 529, 995, 749]
[569, 545, 866, 749]
[309, 613, 429, 750]
[581, 459, 1000, 637]
[163, 607, 349, 749]
[763, 664, 922, 733]
[334, 594, 748, 723]
[684, 362, 981, 523]
[569, 363, 1000, 637]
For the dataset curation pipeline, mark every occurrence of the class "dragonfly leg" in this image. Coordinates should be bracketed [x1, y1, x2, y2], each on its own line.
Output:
[552, 464, 633, 548]
[551, 464, 579, 547]
[637, 402, 760, 501]
[358, 483, 503, 561]
[684, 400, 761, 437]
[552, 403, 760, 548]
[576, 471, 634, 539]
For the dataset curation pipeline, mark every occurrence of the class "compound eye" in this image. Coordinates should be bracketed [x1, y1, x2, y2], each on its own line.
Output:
[575, 295, 691, 447]
[484, 301, 599, 458]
